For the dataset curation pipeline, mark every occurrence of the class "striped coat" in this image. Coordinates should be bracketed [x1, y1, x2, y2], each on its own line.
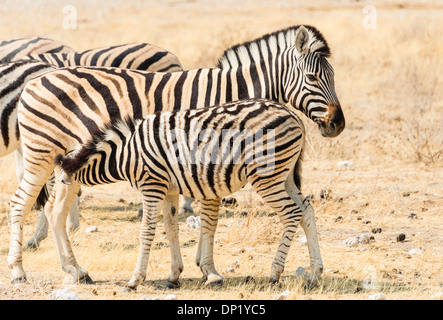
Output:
[55, 98, 307, 289]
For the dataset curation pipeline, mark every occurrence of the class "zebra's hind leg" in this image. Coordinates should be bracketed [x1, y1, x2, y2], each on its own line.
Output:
[251, 179, 303, 284]
[285, 174, 323, 285]
[125, 189, 166, 291]
[195, 199, 223, 286]
[162, 194, 184, 288]
[45, 170, 92, 284]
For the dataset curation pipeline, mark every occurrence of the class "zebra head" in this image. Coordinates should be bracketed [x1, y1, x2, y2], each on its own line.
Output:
[284, 26, 345, 138]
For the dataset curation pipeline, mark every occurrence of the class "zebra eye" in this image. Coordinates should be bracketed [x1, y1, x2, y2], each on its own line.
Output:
[306, 74, 317, 82]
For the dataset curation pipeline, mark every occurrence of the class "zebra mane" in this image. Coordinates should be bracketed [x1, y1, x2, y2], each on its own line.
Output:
[216, 25, 330, 69]
[55, 116, 141, 176]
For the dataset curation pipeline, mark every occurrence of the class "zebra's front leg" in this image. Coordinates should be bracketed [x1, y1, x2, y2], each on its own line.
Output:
[46, 173, 92, 284]
[125, 191, 166, 290]
[197, 199, 223, 286]
[162, 195, 183, 288]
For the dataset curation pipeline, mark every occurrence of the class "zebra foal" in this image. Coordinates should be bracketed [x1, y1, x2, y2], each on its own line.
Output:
[55, 98, 312, 290]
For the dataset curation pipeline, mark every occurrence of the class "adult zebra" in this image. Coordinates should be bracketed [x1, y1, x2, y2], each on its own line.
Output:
[0, 36, 74, 63]
[9, 25, 345, 287]
[0, 42, 183, 248]
[55, 98, 307, 290]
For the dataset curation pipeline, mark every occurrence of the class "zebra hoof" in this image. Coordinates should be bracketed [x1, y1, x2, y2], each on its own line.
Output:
[166, 281, 180, 289]
[204, 274, 224, 287]
[77, 274, 94, 284]
[11, 276, 27, 284]
[123, 285, 136, 292]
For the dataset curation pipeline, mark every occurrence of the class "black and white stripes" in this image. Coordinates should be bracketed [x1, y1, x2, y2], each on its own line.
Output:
[0, 36, 74, 63]
[55, 99, 309, 289]
[8, 25, 336, 287]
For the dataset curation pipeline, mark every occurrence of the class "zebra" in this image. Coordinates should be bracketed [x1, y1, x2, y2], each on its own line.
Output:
[54, 98, 309, 290]
[0, 36, 74, 63]
[0, 42, 183, 248]
[24, 42, 183, 73]
[9, 25, 343, 286]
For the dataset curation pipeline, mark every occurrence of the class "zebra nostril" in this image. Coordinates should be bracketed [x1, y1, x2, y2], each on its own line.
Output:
[328, 121, 336, 132]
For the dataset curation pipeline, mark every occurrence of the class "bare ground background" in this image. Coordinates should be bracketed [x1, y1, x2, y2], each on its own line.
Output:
[0, 0, 442, 300]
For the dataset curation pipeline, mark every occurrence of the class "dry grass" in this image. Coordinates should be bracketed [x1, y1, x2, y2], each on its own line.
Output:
[0, 0, 442, 300]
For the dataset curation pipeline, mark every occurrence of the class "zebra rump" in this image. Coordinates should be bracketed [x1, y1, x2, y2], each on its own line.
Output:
[54, 117, 139, 178]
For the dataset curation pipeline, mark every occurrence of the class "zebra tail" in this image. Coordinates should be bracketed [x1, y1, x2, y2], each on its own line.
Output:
[294, 148, 304, 191]
[33, 184, 49, 211]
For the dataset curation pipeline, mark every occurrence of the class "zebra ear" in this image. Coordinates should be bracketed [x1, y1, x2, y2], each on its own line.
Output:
[295, 26, 310, 55]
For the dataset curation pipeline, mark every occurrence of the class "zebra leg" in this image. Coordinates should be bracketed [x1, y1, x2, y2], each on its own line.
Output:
[285, 172, 323, 284]
[162, 194, 183, 288]
[196, 199, 223, 286]
[27, 174, 80, 249]
[26, 210, 49, 249]
[66, 195, 80, 234]
[251, 180, 303, 283]
[45, 172, 92, 284]
[7, 168, 53, 283]
[125, 190, 166, 290]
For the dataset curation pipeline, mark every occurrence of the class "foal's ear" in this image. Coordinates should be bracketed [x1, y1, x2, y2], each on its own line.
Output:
[295, 25, 310, 55]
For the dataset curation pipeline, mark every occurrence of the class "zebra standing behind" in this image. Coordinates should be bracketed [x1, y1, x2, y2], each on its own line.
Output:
[0, 42, 184, 248]
[55, 98, 308, 290]
[0, 36, 74, 63]
[9, 25, 343, 287]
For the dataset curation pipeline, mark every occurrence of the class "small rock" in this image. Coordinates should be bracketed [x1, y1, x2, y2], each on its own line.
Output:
[164, 294, 177, 300]
[86, 226, 98, 233]
[273, 289, 290, 300]
[335, 216, 344, 222]
[226, 267, 235, 273]
[368, 293, 386, 300]
[409, 248, 423, 255]
[371, 228, 382, 234]
[344, 234, 372, 247]
[337, 160, 355, 170]
[408, 213, 418, 219]
[186, 215, 201, 229]
[295, 266, 307, 277]
[396, 233, 406, 242]
[362, 219, 371, 224]
[402, 191, 411, 197]
[47, 288, 80, 300]
[296, 235, 307, 245]
[140, 295, 160, 300]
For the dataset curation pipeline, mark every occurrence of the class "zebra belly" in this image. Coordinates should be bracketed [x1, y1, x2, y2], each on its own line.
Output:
[167, 163, 247, 200]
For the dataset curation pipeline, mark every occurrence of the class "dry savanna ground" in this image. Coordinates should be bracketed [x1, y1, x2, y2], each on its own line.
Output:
[0, 0, 442, 300]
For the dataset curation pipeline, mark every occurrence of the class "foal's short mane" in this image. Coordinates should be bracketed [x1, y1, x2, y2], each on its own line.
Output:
[216, 25, 331, 69]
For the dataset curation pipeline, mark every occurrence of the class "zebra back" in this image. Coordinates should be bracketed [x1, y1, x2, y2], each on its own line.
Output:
[26, 43, 183, 72]
[0, 36, 74, 63]
[0, 60, 56, 156]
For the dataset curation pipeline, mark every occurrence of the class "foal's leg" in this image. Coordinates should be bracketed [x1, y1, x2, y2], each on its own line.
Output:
[285, 173, 323, 283]
[196, 199, 223, 285]
[250, 178, 304, 283]
[126, 189, 166, 290]
[162, 194, 184, 287]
